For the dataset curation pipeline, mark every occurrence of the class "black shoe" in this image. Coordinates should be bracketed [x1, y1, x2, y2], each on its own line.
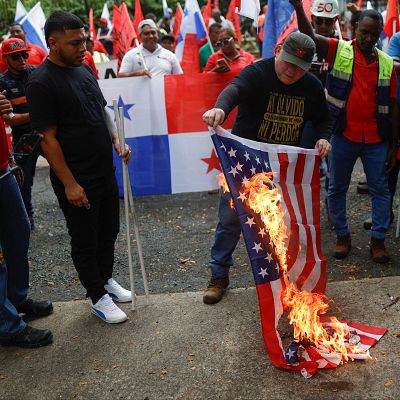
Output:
[357, 182, 369, 194]
[0, 326, 53, 348]
[16, 299, 53, 319]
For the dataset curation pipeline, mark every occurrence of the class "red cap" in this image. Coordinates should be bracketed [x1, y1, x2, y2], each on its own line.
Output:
[98, 17, 108, 24]
[2, 38, 27, 57]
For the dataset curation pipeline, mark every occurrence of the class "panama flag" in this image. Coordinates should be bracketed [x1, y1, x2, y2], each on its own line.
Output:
[19, 2, 47, 52]
[175, 0, 207, 73]
[15, 0, 27, 23]
[99, 73, 237, 196]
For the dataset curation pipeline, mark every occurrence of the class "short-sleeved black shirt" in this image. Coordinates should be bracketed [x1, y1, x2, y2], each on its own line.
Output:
[26, 59, 114, 184]
[215, 57, 331, 146]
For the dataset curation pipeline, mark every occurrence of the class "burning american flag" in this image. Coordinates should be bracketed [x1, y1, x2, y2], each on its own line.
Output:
[211, 127, 387, 378]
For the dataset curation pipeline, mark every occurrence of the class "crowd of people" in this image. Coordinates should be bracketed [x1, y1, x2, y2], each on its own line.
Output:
[0, 0, 399, 349]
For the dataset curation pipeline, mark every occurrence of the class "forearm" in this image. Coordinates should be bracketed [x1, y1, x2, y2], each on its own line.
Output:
[292, 2, 315, 40]
[103, 108, 117, 139]
[5, 113, 29, 126]
[214, 84, 241, 121]
[40, 135, 77, 187]
[118, 70, 146, 78]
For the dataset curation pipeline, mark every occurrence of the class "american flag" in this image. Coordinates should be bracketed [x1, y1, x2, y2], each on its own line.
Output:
[211, 127, 387, 378]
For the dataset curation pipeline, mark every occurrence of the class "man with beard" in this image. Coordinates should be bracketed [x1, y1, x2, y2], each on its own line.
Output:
[291, 0, 398, 263]
[118, 19, 183, 78]
[26, 11, 132, 324]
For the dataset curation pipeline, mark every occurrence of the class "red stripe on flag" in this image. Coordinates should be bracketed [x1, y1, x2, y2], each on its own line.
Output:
[347, 321, 388, 337]
[277, 153, 300, 276]
[164, 73, 237, 134]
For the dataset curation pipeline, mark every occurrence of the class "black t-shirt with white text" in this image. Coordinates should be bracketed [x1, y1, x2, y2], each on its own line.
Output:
[26, 59, 113, 185]
[215, 57, 331, 146]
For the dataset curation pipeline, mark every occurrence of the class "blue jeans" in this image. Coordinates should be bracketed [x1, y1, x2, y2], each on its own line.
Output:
[327, 135, 390, 240]
[20, 146, 40, 216]
[209, 191, 241, 278]
[0, 169, 30, 338]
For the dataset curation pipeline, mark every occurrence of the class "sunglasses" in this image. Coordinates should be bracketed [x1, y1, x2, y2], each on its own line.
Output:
[10, 52, 29, 61]
[215, 37, 234, 48]
[314, 17, 335, 26]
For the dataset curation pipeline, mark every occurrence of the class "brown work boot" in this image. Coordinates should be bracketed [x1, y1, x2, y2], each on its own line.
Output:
[203, 277, 229, 304]
[332, 235, 351, 259]
[370, 238, 390, 264]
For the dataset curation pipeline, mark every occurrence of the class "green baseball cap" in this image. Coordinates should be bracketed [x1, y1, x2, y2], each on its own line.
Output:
[281, 32, 316, 71]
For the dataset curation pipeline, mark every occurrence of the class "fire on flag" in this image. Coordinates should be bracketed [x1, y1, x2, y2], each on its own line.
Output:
[211, 126, 388, 378]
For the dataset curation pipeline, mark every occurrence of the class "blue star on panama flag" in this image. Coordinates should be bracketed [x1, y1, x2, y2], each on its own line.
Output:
[107, 96, 134, 121]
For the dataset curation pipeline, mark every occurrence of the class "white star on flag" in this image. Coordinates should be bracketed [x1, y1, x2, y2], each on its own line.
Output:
[286, 348, 296, 358]
[228, 166, 238, 177]
[265, 252, 273, 263]
[237, 191, 247, 202]
[245, 217, 255, 227]
[252, 242, 262, 253]
[258, 228, 266, 237]
[236, 162, 243, 171]
[244, 151, 250, 161]
[255, 156, 261, 165]
[250, 166, 256, 175]
[242, 176, 249, 186]
[220, 143, 226, 151]
[264, 161, 270, 169]
[258, 268, 269, 278]
[228, 148, 237, 157]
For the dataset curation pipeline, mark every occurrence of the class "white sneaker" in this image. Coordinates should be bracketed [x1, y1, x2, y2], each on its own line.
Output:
[91, 294, 128, 324]
[104, 278, 132, 303]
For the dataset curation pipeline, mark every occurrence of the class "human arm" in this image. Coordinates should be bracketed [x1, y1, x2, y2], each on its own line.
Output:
[203, 64, 259, 127]
[289, 0, 329, 59]
[0, 91, 12, 115]
[118, 50, 152, 78]
[102, 108, 131, 163]
[386, 34, 400, 73]
[171, 54, 183, 75]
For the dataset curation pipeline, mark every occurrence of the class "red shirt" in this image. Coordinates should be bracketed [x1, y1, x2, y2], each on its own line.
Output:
[327, 39, 397, 143]
[0, 117, 9, 170]
[0, 42, 47, 72]
[204, 49, 254, 76]
[83, 51, 99, 79]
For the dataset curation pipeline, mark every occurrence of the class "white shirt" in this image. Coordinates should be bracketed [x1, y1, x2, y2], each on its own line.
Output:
[208, 17, 234, 30]
[119, 44, 183, 77]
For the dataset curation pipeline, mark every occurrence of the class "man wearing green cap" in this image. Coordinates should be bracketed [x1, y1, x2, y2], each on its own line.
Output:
[201, 31, 332, 305]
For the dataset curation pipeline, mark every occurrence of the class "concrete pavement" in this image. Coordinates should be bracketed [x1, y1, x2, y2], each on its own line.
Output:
[0, 277, 399, 400]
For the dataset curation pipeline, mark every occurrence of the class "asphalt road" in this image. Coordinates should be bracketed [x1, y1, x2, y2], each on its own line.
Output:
[27, 158, 400, 302]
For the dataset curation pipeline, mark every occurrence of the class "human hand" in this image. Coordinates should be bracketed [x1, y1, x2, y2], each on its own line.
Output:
[346, 3, 360, 13]
[114, 139, 132, 164]
[289, 0, 303, 8]
[315, 139, 331, 158]
[9, 158, 24, 187]
[65, 183, 90, 209]
[139, 69, 152, 78]
[0, 91, 13, 116]
[202, 108, 225, 129]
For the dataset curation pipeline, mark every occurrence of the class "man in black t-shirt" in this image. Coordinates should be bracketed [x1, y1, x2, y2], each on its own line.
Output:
[26, 11, 132, 324]
[202, 32, 332, 305]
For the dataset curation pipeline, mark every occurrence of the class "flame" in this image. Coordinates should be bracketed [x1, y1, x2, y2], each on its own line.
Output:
[217, 173, 234, 209]
[242, 172, 368, 363]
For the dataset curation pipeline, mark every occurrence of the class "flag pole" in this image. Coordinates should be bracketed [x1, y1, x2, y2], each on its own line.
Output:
[134, 39, 150, 71]
[125, 172, 150, 298]
[113, 100, 136, 310]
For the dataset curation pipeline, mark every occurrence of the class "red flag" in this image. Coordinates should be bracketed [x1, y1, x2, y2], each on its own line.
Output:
[226, 0, 243, 42]
[213, 0, 219, 9]
[172, 3, 183, 45]
[133, 0, 144, 37]
[113, 2, 136, 68]
[202, 0, 212, 28]
[384, 0, 399, 38]
[88, 8, 97, 41]
[357, 0, 363, 10]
